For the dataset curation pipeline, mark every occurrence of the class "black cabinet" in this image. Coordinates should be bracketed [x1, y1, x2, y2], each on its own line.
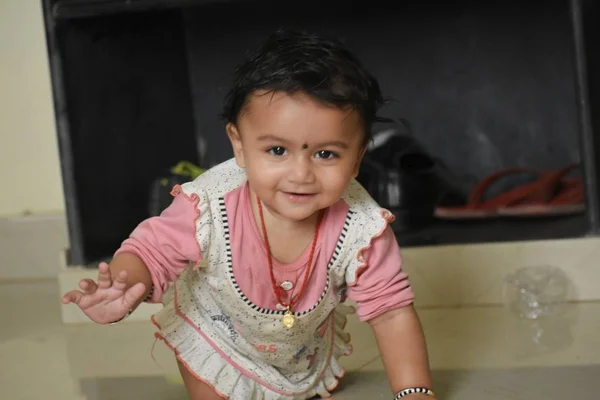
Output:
[42, 0, 600, 266]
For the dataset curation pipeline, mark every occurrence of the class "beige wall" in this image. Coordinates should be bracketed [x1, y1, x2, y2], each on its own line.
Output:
[0, 0, 64, 217]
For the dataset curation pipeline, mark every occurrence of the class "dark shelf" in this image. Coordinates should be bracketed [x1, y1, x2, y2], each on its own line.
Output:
[395, 214, 589, 247]
[52, 0, 249, 19]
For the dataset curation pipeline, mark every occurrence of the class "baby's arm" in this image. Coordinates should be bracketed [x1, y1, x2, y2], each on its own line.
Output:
[370, 306, 432, 399]
[62, 192, 204, 323]
[106, 251, 153, 309]
[113, 192, 203, 303]
[346, 227, 434, 398]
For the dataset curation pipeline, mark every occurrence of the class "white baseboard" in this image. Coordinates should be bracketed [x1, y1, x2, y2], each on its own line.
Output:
[59, 234, 600, 324]
[400, 235, 600, 308]
[0, 213, 68, 280]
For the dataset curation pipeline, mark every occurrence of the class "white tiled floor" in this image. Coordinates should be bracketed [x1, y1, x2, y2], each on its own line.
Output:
[1, 279, 598, 399]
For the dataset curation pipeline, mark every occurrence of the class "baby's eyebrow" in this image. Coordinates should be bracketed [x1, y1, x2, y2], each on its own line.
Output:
[256, 134, 289, 143]
[314, 141, 349, 149]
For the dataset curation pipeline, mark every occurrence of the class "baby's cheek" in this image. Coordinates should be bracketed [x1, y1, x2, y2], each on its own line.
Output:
[324, 176, 352, 198]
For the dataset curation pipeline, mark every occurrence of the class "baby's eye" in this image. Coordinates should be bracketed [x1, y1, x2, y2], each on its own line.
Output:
[315, 150, 337, 160]
[268, 146, 287, 156]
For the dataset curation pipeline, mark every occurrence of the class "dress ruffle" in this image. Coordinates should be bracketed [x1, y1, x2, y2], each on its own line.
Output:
[153, 294, 355, 400]
[337, 180, 396, 286]
[171, 184, 212, 271]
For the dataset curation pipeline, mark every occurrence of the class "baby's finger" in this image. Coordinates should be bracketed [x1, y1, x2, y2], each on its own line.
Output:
[97, 262, 113, 289]
[111, 270, 128, 292]
[61, 290, 84, 305]
[121, 282, 146, 310]
[79, 279, 98, 294]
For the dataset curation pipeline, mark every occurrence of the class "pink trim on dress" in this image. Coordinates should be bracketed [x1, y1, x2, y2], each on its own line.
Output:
[347, 209, 396, 287]
[170, 184, 204, 270]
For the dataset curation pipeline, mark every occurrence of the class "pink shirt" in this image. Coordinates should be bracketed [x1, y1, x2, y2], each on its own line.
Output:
[116, 184, 413, 322]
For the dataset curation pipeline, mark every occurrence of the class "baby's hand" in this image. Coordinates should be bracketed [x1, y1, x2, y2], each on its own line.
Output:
[61, 262, 147, 324]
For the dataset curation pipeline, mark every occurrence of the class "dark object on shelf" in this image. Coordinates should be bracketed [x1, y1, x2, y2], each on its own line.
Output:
[357, 117, 468, 232]
[148, 161, 205, 216]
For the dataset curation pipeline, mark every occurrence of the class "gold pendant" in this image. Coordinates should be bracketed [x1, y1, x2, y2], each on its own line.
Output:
[281, 308, 297, 329]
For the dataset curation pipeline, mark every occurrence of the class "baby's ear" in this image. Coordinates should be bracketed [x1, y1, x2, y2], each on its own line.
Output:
[226, 123, 246, 168]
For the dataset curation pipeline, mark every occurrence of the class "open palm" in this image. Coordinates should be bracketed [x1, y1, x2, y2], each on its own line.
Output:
[61, 262, 147, 324]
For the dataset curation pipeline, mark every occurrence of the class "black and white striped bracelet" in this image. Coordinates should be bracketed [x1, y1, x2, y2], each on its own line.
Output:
[394, 387, 436, 399]
[143, 285, 154, 302]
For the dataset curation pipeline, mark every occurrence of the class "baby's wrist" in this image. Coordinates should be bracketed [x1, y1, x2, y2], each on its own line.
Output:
[142, 284, 154, 302]
[393, 387, 436, 399]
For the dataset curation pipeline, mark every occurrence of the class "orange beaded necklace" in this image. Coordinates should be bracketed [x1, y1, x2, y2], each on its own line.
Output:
[256, 196, 323, 329]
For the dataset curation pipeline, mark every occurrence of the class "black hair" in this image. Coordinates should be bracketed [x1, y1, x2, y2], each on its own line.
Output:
[220, 29, 386, 146]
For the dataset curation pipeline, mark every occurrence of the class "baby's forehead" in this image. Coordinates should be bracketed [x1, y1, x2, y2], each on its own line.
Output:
[239, 95, 364, 145]
[244, 90, 356, 114]
[243, 90, 362, 126]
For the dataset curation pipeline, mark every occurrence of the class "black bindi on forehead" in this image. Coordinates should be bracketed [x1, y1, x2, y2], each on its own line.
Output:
[302, 143, 308, 150]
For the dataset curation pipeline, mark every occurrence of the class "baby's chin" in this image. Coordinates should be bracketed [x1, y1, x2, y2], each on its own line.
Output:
[271, 200, 337, 223]
[269, 205, 322, 223]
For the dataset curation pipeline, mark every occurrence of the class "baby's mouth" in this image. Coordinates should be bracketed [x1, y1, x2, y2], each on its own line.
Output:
[282, 192, 317, 202]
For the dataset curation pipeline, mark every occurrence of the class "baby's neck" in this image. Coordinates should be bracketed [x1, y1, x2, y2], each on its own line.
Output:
[258, 204, 321, 236]
[258, 213, 321, 265]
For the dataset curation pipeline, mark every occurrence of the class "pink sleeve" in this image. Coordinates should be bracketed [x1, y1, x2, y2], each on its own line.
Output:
[346, 226, 414, 321]
[114, 193, 203, 303]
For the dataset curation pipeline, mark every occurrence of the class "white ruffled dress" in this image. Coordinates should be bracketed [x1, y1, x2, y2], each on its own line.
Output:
[152, 159, 393, 399]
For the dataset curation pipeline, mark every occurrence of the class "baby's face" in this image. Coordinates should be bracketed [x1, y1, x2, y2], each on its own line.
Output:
[227, 90, 365, 222]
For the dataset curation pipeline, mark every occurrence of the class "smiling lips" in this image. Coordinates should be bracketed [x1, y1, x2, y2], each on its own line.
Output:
[283, 191, 317, 203]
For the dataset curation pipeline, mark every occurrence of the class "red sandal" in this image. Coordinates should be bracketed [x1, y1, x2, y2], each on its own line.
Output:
[434, 164, 585, 220]
[497, 164, 585, 217]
